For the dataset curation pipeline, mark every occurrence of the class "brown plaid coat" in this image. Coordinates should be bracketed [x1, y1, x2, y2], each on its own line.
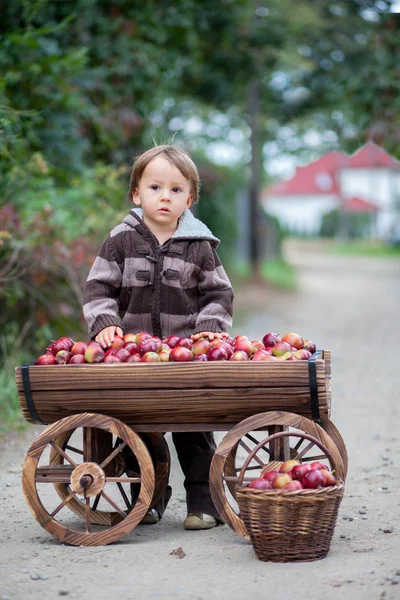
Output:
[83, 209, 234, 339]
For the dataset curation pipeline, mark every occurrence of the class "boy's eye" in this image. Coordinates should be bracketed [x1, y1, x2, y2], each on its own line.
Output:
[150, 185, 159, 190]
[172, 187, 182, 193]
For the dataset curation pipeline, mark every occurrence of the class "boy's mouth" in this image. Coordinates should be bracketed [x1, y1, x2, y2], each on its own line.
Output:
[159, 207, 170, 212]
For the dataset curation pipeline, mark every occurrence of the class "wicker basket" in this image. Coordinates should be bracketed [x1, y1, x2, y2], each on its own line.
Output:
[236, 431, 345, 562]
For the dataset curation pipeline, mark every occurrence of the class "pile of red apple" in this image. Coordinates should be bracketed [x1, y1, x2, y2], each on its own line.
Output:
[247, 459, 338, 491]
[35, 331, 317, 365]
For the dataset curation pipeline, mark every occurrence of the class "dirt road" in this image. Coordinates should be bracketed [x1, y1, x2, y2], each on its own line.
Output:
[1, 240, 399, 600]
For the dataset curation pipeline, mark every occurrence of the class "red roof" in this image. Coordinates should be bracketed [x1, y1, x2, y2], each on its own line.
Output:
[343, 197, 378, 213]
[347, 142, 400, 169]
[264, 143, 399, 199]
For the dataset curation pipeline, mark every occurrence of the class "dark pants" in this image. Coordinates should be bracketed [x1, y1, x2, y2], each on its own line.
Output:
[127, 431, 222, 521]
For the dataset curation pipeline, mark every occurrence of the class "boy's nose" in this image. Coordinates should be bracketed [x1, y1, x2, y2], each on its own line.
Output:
[160, 189, 171, 201]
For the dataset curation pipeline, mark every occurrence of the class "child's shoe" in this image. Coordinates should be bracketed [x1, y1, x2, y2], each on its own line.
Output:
[140, 508, 159, 525]
[183, 513, 217, 530]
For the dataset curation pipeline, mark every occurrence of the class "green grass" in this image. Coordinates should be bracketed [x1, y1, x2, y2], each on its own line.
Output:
[329, 240, 400, 258]
[0, 351, 31, 435]
[230, 258, 297, 291]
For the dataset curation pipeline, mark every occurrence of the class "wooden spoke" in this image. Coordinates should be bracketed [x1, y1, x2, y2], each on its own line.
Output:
[65, 445, 83, 456]
[106, 477, 141, 483]
[116, 483, 132, 511]
[301, 454, 327, 463]
[50, 490, 76, 518]
[92, 494, 101, 512]
[238, 439, 265, 468]
[85, 495, 91, 533]
[244, 433, 270, 455]
[223, 475, 253, 482]
[293, 437, 304, 453]
[234, 464, 261, 473]
[100, 490, 127, 519]
[83, 427, 92, 462]
[36, 465, 74, 483]
[99, 442, 127, 470]
[50, 441, 77, 467]
[294, 440, 315, 461]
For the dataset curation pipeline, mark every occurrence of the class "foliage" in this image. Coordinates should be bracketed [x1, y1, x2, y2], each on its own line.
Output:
[320, 208, 374, 239]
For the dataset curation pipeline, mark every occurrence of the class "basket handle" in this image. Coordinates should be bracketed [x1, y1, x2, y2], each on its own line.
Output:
[237, 431, 337, 488]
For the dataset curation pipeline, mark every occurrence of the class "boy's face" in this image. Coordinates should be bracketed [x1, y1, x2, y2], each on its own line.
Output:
[132, 156, 192, 232]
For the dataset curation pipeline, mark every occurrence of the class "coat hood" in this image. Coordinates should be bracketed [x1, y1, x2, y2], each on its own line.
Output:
[122, 208, 220, 247]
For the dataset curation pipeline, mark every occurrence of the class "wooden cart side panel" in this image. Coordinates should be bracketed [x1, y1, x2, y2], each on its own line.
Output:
[324, 349, 332, 417]
[15, 361, 326, 391]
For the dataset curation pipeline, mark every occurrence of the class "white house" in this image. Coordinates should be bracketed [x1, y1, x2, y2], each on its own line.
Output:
[262, 143, 400, 240]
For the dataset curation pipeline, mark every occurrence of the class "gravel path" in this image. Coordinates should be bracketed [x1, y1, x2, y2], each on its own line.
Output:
[1, 240, 399, 600]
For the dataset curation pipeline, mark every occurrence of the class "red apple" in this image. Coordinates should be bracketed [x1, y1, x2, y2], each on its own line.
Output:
[302, 469, 325, 489]
[291, 463, 312, 480]
[271, 473, 292, 489]
[138, 339, 160, 356]
[262, 332, 281, 347]
[207, 347, 228, 361]
[192, 339, 210, 356]
[283, 351, 295, 359]
[136, 331, 152, 344]
[233, 339, 255, 357]
[112, 348, 131, 362]
[36, 354, 56, 365]
[123, 341, 139, 354]
[57, 337, 74, 350]
[104, 355, 121, 363]
[71, 341, 88, 356]
[258, 355, 278, 361]
[229, 350, 249, 361]
[85, 345, 105, 363]
[123, 333, 137, 343]
[252, 349, 270, 361]
[159, 343, 171, 353]
[233, 335, 249, 344]
[176, 337, 193, 350]
[217, 341, 234, 358]
[164, 335, 180, 348]
[50, 338, 72, 355]
[69, 354, 86, 364]
[248, 478, 272, 490]
[262, 470, 280, 482]
[126, 354, 141, 363]
[55, 350, 71, 364]
[109, 335, 124, 349]
[283, 480, 304, 491]
[282, 333, 304, 350]
[158, 351, 170, 362]
[293, 349, 312, 360]
[272, 341, 292, 357]
[141, 351, 161, 362]
[193, 353, 208, 361]
[169, 347, 193, 362]
[320, 469, 337, 486]
[280, 459, 301, 474]
[310, 461, 327, 471]
[251, 340, 265, 351]
[303, 339, 316, 354]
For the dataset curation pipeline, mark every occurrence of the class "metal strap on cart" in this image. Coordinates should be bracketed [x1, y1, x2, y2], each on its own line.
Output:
[21, 363, 46, 425]
[308, 350, 323, 423]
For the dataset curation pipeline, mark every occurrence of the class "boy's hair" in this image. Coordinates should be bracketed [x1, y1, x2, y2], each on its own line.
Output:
[129, 145, 200, 204]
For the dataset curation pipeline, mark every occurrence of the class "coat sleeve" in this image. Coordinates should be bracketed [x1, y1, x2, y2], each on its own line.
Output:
[83, 236, 123, 338]
[194, 242, 234, 334]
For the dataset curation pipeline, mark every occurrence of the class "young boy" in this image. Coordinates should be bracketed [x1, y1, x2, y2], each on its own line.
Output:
[83, 145, 234, 529]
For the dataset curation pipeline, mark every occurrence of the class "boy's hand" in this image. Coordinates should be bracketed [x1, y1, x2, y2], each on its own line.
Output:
[95, 326, 123, 349]
[191, 331, 230, 342]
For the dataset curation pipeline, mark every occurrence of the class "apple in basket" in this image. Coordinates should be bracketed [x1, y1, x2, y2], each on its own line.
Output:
[280, 459, 300, 474]
[271, 474, 292, 489]
[262, 470, 280, 482]
[248, 478, 272, 490]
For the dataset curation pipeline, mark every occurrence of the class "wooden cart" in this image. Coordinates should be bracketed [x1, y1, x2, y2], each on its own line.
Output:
[15, 349, 347, 546]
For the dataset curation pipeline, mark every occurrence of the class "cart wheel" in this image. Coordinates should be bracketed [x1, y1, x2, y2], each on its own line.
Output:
[22, 413, 155, 546]
[210, 411, 347, 539]
[49, 431, 170, 526]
